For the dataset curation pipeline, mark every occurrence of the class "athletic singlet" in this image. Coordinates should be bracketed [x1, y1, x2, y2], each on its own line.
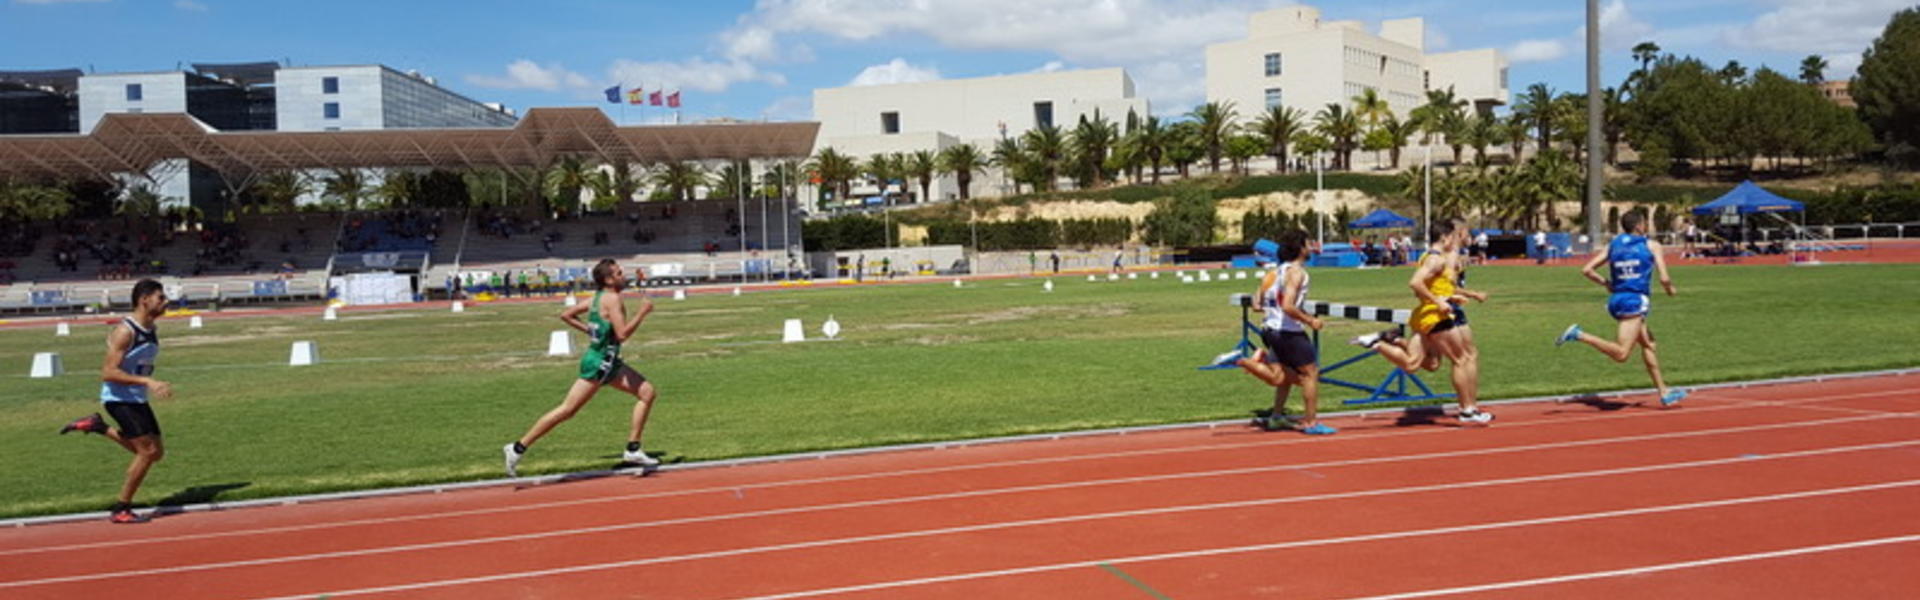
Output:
[584, 289, 620, 360]
[1608, 234, 1654, 295]
[1417, 252, 1457, 310]
[100, 317, 159, 404]
[1261, 262, 1310, 333]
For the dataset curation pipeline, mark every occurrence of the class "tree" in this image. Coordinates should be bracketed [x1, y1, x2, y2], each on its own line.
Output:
[904, 150, 938, 203]
[1021, 125, 1067, 191]
[1378, 114, 1418, 169]
[932, 144, 984, 201]
[1165, 121, 1205, 178]
[1251, 106, 1305, 173]
[1800, 55, 1829, 85]
[1141, 185, 1217, 246]
[991, 137, 1034, 195]
[1314, 103, 1361, 171]
[1350, 87, 1391, 130]
[1514, 83, 1558, 154]
[1632, 42, 1662, 74]
[712, 161, 750, 201]
[116, 184, 166, 218]
[543, 156, 593, 213]
[649, 162, 707, 202]
[1504, 113, 1531, 162]
[250, 171, 309, 213]
[374, 170, 416, 208]
[1719, 60, 1749, 85]
[1069, 110, 1119, 189]
[1855, 7, 1920, 164]
[1226, 134, 1265, 176]
[0, 180, 74, 222]
[1462, 114, 1498, 164]
[1187, 100, 1240, 173]
[321, 169, 369, 210]
[1133, 115, 1170, 183]
[806, 147, 859, 207]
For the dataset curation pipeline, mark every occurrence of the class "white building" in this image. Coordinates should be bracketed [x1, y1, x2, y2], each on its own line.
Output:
[275, 65, 517, 132]
[812, 67, 1149, 204]
[1206, 5, 1509, 144]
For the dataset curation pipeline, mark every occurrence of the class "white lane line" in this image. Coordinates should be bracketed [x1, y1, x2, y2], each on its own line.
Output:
[1346, 534, 1920, 599]
[11, 437, 1915, 593]
[266, 479, 1920, 600]
[0, 396, 1773, 557]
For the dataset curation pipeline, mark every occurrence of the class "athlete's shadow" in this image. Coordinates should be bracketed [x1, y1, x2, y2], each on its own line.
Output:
[1551, 394, 1640, 413]
[148, 482, 252, 518]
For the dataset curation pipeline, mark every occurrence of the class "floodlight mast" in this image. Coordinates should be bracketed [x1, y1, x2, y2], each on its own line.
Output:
[1586, 0, 1606, 244]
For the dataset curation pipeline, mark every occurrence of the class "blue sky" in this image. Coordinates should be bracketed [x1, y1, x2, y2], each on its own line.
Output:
[2, 0, 1906, 124]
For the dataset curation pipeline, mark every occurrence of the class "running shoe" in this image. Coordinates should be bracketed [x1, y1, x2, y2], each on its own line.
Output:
[59, 413, 108, 435]
[1555, 324, 1582, 347]
[108, 508, 148, 524]
[1660, 389, 1689, 407]
[1254, 415, 1296, 432]
[1300, 423, 1339, 436]
[1210, 348, 1246, 368]
[1457, 408, 1496, 425]
[1348, 332, 1383, 348]
[502, 442, 523, 478]
[622, 446, 660, 468]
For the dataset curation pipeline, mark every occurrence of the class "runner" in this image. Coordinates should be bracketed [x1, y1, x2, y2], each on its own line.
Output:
[1210, 232, 1335, 435]
[1556, 211, 1688, 407]
[1349, 218, 1493, 424]
[58, 279, 173, 523]
[503, 259, 663, 477]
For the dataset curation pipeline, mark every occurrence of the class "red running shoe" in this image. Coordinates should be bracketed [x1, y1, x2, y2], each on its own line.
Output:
[108, 508, 148, 524]
[60, 413, 108, 435]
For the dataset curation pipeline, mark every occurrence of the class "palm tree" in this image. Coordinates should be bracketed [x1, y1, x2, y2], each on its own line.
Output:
[649, 162, 707, 202]
[1411, 87, 1467, 163]
[1464, 114, 1499, 164]
[1314, 103, 1361, 171]
[1378, 114, 1419, 169]
[1503, 113, 1531, 162]
[711, 161, 750, 201]
[1021, 125, 1067, 191]
[1132, 116, 1170, 183]
[1069, 110, 1119, 189]
[543, 156, 593, 214]
[251, 171, 309, 213]
[757, 160, 799, 200]
[904, 150, 938, 203]
[321, 169, 368, 210]
[1514, 83, 1558, 154]
[1601, 88, 1627, 165]
[806, 148, 859, 206]
[1632, 42, 1661, 74]
[990, 137, 1032, 195]
[374, 170, 415, 208]
[1350, 87, 1392, 130]
[1186, 100, 1240, 173]
[116, 184, 166, 218]
[1252, 106, 1305, 173]
[937, 143, 988, 200]
[1799, 55, 1828, 85]
[862, 153, 901, 197]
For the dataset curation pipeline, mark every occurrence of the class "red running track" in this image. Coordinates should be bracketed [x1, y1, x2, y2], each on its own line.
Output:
[2, 373, 1917, 599]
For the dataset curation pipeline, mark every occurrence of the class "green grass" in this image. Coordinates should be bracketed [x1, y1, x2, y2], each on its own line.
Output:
[3, 263, 1918, 518]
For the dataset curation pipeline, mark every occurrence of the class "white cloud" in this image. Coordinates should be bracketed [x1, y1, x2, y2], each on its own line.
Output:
[1425, 25, 1452, 52]
[1030, 60, 1069, 74]
[847, 58, 941, 86]
[1720, 0, 1906, 78]
[762, 95, 812, 121]
[466, 60, 593, 91]
[1509, 39, 1569, 63]
[607, 57, 784, 93]
[173, 0, 207, 11]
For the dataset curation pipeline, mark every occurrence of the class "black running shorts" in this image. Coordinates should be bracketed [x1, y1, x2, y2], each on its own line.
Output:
[1259, 328, 1318, 370]
[104, 402, 160, 438]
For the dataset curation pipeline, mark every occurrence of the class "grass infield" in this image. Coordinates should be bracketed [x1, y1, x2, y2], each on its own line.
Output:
[2, 262, 1917, 518]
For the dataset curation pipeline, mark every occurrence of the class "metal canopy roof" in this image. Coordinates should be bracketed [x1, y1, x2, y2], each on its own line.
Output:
[0, 107, 820, 181]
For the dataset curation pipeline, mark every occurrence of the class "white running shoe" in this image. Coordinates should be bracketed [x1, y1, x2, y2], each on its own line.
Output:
[1349, 332, 1382, 348]
[1457, 408, 1495, 425]
[1210, 349, 1245, 367]
[623, 446, 660, 468]
[503, 443, 523, 478]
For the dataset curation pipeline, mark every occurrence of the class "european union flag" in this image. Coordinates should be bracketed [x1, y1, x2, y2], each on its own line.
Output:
[604, 85, 621, 104]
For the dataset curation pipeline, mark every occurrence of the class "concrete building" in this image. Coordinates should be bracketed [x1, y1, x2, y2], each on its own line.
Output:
[2, 61, 517, 212]
[1206, 5, 1509, 147]
[1819, 80, 1854, 109]
[812, 67, 1149, 205]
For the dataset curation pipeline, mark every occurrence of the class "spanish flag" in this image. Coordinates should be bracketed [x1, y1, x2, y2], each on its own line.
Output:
[626, 87, 645, 105]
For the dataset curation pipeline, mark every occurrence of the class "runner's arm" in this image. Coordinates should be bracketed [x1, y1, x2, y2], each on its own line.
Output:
[1580, 247, 1612, 290]
[604, 291, 652, 343]
[557, 299, 591, 334]
[1650, 240, 1677, 296]
[1407, 259, 1449, 315]
[100, 325, 169, 398]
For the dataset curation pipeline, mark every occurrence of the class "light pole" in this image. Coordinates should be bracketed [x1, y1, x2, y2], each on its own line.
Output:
[1423, 143, 1433, 249]
[1315, 151, 1326, 247]
[1585, 0, 1605, 246]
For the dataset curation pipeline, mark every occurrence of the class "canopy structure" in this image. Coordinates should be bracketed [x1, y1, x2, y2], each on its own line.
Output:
[0, 107, 820, 183]
[1691, 181, 1806, 216]
[1348, 208, 1417, 229]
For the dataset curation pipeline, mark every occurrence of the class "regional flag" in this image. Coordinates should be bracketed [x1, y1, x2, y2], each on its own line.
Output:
[627, 87, 645, 105]
[666, 91, 681, 108]
[649, 90, 664, 106]
[603, 85, 620, 104]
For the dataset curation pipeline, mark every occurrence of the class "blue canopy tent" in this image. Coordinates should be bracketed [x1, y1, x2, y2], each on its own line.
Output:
[1691, 181, 1805, 216]
[1691, 181, 1806, 250]
[1348, 208, 1417, 229]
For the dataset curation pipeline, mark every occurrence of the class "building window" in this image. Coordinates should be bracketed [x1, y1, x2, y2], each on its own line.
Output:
[323, 102, 340, 120]
[881, 111, 900, 134]
[125, 84, 143, 101]
[1265, 88, 1283, 109]
[322, 77, 339, 94]
[1499, 68, 1509, 90]
[1264, 53, 1282, 77]
[1033, 101, 1054, 129]
[1423, 70, 1431, 90]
